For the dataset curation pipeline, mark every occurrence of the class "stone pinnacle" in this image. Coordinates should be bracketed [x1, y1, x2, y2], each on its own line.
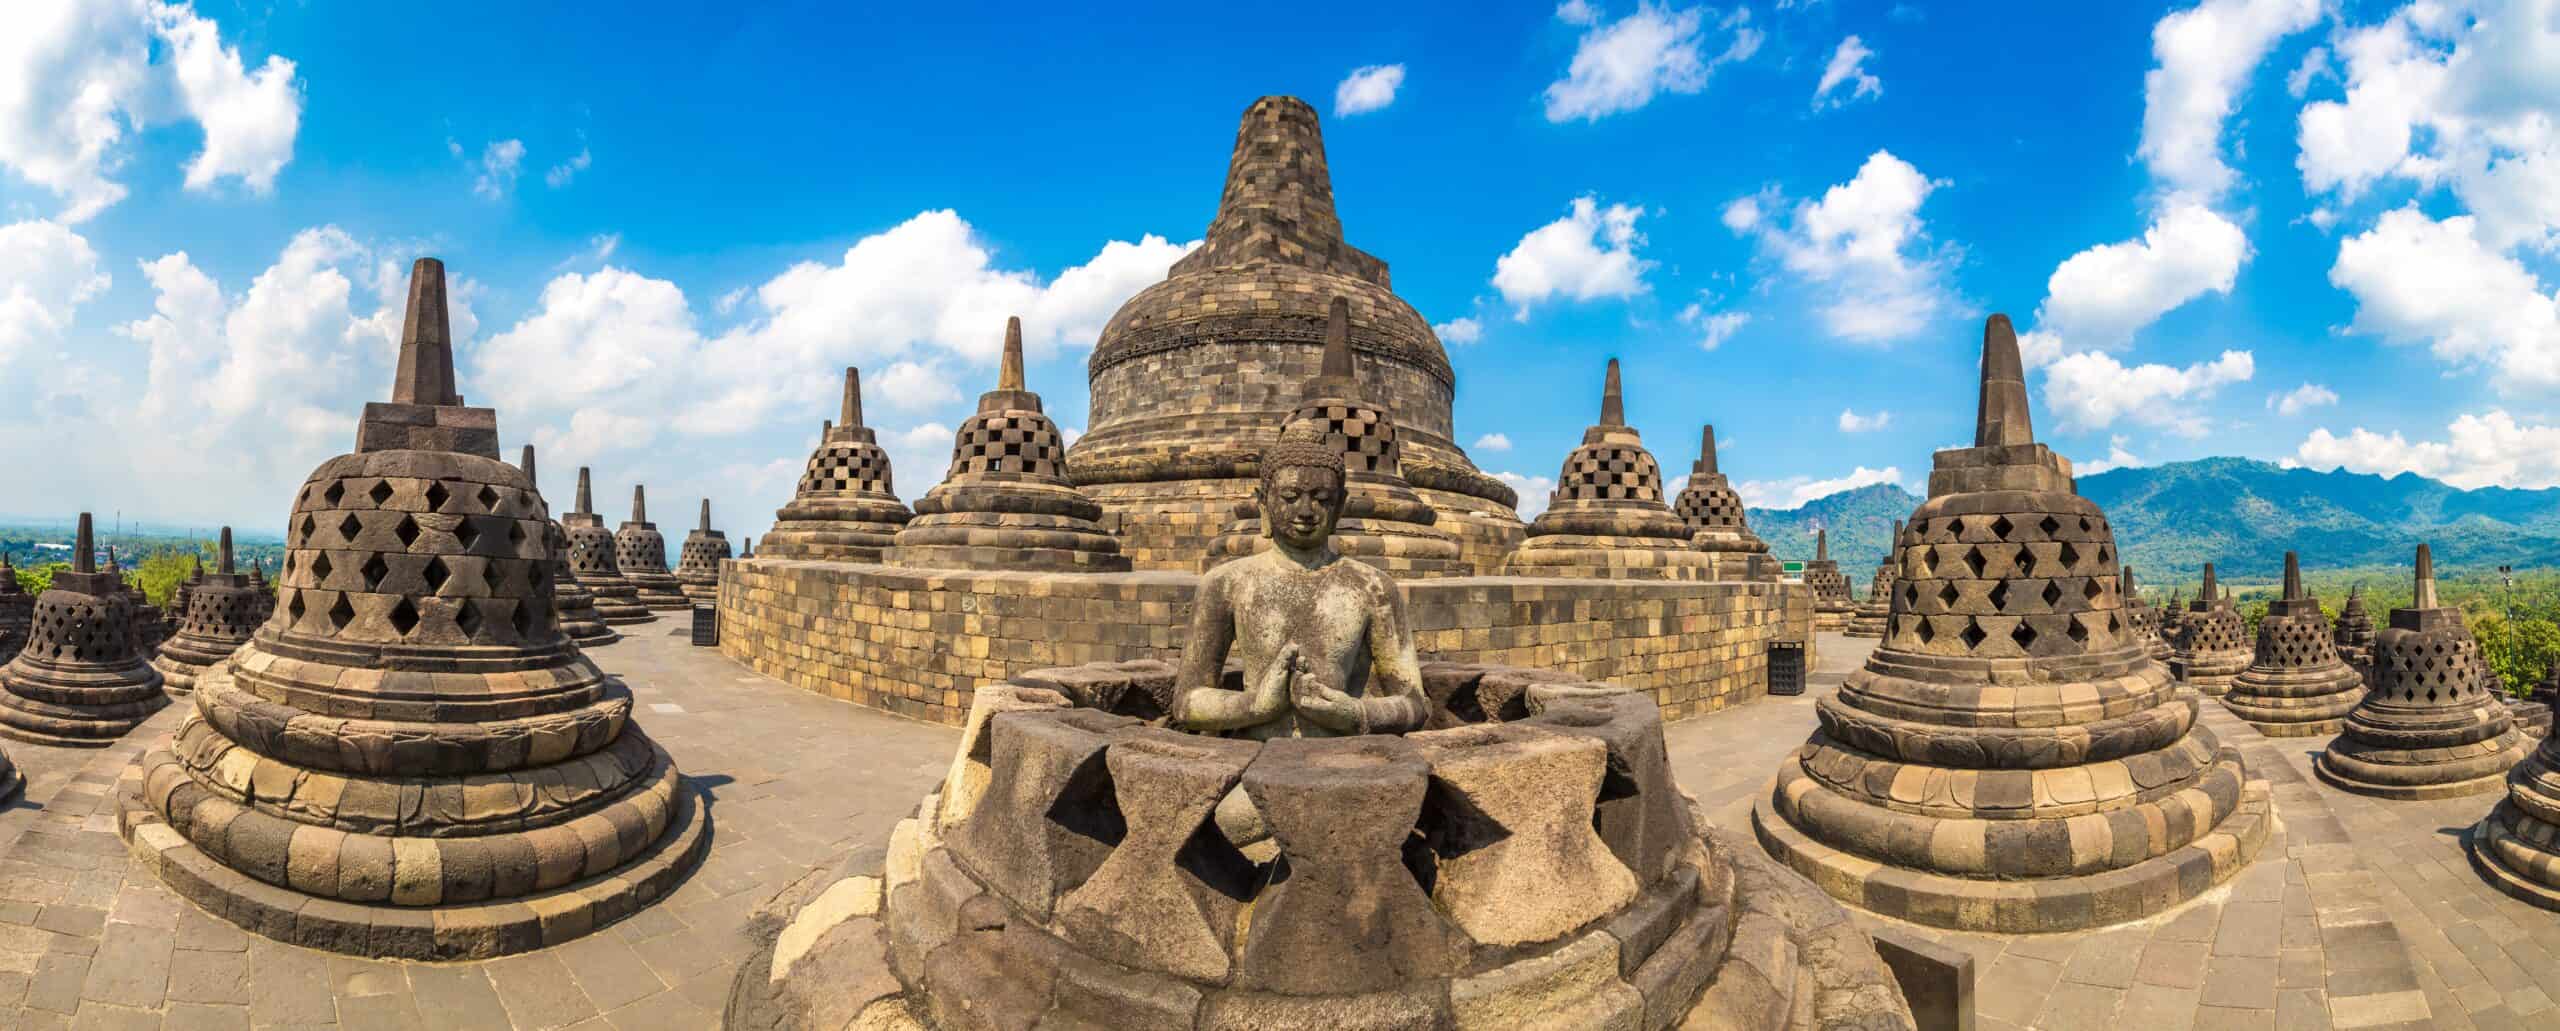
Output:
[219, 527, 234, 575]
[2282, 551, 2304, 600]
[107, 546, 119, 574]
[999, 317, 1025, 392]
[1207, 97, 1341, 249]
[1600, 358, 1625, 428]
[633, 485, 648, 525]
[698, 498, 711, 533]
[2123, 564, 2139, 598]
[1321, 296, 1354, 378]
[1974, 313, 2034, 448]
[576, 467, 594, 516]
[1694, 424, 1719, 476]
[2413, 543, 2438, 609]
[1816, 528, 1829, 562]
[2200, 562, 2219, 604]
[841, 367, 864, 429]
[520, 444, 537, 484]
[75, 513, 94, 574]
[390, 258, 461, 407]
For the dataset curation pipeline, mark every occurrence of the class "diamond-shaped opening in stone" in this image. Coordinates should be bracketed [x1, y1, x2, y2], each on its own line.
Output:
[2080, 517, 2094, 533]
[2018, 549, 2040, 578]
[2038, 515, 2061, 537]
[323, 481, 346, 506]
[2057, 541, 2081, 569]
[298, 514, 317, 543]
[454, 598, 481, 637]
[1905, 584, 1922, 607]
[422, 556, 449, 594]
[2084, 579, 2104, 601]
[1946, 517, 1964, 538]
[337, 513, 364, 542]
[2068, 618, 2090, 645]
[360, 553, 390, 591]
[2098, 546, 2113, 565]
[1916, 618, 1936, 644]
[2042, 581, 2065, 607]
[1988, 582, 2010, 610]
[1937, 582, 1961, 608]
[455, 517, 482, 552]
[309, 552, 333, 582]
[394, 515, 420, 549]
[1990, 515, 2014, 540]
[1962, 546, 1987, 578]
[424, 481, 450, 512]
[511, 599, 536, 638]
[2011, 620, 2039, 651]
[286, 591, 306, 623]
[388, 597, 420, 637]
[327, 594, 355, 631]
[368, 480, 395, 506]
[478, 485, 501, 512]
[1959, 621, 1988, 650]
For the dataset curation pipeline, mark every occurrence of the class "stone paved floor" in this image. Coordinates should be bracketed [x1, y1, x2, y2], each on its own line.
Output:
[0, 629, 2549, 1028]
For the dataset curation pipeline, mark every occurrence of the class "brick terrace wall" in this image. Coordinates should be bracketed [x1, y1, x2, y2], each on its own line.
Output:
[719, 558, 1812, 727]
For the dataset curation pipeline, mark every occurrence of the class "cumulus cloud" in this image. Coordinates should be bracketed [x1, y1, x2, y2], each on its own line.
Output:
[2015, 201, 2248, 363]
[2329, 206, 2560, 387]
[1472, 432, 1513, 452]
[1734, 466, 1906, 510]
[2140, 0, 2323, 204]
[545, 147, 592, 189]
[0, 0, 304, 221]
[1679, 304, 1748, 349]
[1812, 35, 1881, 108]
[1492, 196, 1653, 317]
[1836, 408, 1890, 432]
[2041, 348, 2254, 436]
[2077, 436, 2148, 475]
[2294, 410, 2560, 488]
[1543, 2, 1760, 122]
[0, 219, 109, 363]
[1493, 471, 1560, 519]
[2267, 382, 2339, 415]
[465, 139, 526, 200]
[1334, 64, 1406, 116]
[1435, 316, 1483, 345]
[1727, 150, 1957, 344]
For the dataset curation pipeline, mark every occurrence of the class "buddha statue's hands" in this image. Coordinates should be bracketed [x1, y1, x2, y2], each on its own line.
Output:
[1245, 642, 1303, 724]
[1291, 673, 1366, 734]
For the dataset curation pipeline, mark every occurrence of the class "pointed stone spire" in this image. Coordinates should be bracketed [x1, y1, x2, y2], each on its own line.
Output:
[1816, 528, 1829, 562]
[390, 258, 461, 407]
[741, 537, 753, 558]
[1167, 96, 1386, 284]
[1300, 295, 1362, 401]
[841, 367, 864, 429]
[218, 527, 234, 575]
[106, 545, 119, 575]
[2123, 564, 2140, 599]
[74, 513, 94, 574]
[2198, 563, 2219, 609]
[632, 485, 649, 525]
[520, 444, 537, 484]
[2282, 552, 2304, 600]
[1974, 314, 2034, 448]
[1600, 358, 1625, 428]
[2349, 583, 2361, 601]
[2413, 543, 2438, 609]
[1694, 424, 1719, 476]
[999, 317, 1025, 392]
[698, 499, 712, 533]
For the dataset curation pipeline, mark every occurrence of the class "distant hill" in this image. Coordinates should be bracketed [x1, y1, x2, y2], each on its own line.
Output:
[1746, 457, 2560, 590]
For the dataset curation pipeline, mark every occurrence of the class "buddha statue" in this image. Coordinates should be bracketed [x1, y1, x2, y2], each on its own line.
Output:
[1170, 423, 1428, 740]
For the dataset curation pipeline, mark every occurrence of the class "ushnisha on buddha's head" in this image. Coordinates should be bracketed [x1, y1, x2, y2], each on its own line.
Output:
[1258, 423, 1347, 555]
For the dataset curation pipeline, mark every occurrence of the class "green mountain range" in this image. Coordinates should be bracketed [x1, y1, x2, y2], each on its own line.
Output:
[1746, 457, 2560, 588]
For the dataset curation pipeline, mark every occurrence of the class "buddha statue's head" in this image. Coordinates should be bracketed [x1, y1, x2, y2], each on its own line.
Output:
[1259, 422, 1347, 555]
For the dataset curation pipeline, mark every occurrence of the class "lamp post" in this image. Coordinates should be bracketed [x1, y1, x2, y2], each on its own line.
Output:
[2501, 564, 2516, 696]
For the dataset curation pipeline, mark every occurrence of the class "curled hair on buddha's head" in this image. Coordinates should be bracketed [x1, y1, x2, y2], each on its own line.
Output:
[1260, 420, 1347, 498]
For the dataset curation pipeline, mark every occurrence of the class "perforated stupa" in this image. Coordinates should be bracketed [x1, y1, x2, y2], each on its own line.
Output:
[2222, 552, 2365, 737]
[762, 367, 914, 562]
[2315, 544, 2528, 800]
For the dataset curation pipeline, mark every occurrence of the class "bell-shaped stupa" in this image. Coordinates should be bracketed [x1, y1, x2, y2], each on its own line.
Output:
[2121, 566, 2173, 662]
[2315, 544, 2528, 799]
[1502, 359, 1716, 579]
[117, 257, 707, 958]
[2223, 552, 2365, 737]
[522, 447, 617, 647]
[1799, 529, 1855, 631]
[1845, 521, 1900, 638]
[675, 499, 730, 605]
[2172, 564, 2250, 697]
[0, 514, 166, 744]
[762, 367, 914, 562]
[2480, 656, 2560, 908]
[563, 468, 655, 627]
[1069, 96, 1522, 572]
[886, 318, 1132, 572]
[1754, 314, 2268, 932]
[615, 486, 689, 610]
[2333, 584, 2376, 678]
[1670, 424, 1769, 579]
[164, 559, 199, 640]
[0, 555, 32, 659]
[1207, 297, 1466, 576]
[108, 549, 166, 657]
[149, 528, 267, 696]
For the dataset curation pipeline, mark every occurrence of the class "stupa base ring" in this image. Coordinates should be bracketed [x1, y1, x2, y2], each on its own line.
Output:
[2470, 802, 2560, 912]
[1752, 779, 2272, 933]
[2313, 749, 2520, 801]
[114, 745, 711, 960]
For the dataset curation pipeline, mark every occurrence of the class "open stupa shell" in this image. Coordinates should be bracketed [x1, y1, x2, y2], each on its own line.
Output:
[1845, 522, 1899, 639]
[727, 662, 1914, 1030]
[1501, 359, 1717, 582]
[2222, 553, 2365, 738]
[616, 486, 691, 610]
[520, 448, 617, 647]
[114, 257, 708, 960]
[1670, 424, 1771, 583]
[763, 367, 914, 563]
[1752, 315, 2271, 933]
[2475, 659, 2560, 909]
[564, 468, 656, 628]
[2315, 545, 2528, 801]
[677, 499, 731, 606]
[0, 558, 34, 660]
[0, 514, 166, 746]
[2172, 566, 2251, 697]
[150, 529, 267, 697]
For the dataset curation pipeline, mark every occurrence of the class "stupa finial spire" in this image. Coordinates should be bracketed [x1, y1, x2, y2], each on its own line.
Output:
[2122, 564, 2139, 598]
[1695, 424, 1719, 475]
[1974, 314, 2034, 448]
[1600, 358, 1625, 428]
[842, 367, 864, 429]
[1816, 528, 1829, 561]
[1321, 296, 1354, 379]
[390, 258, 461, 407]
[2282, 551, 2304, 600]
[74, 513, 94, 574]
[218, 527, 234, 575]
[2412, 543, 2438, 609]
[576, 467, 593, 516]
[519, 444, 537, 484]
[999, 317, 1025, 392]
[698, 498, 711, 533]
[633, 485, 648, 525]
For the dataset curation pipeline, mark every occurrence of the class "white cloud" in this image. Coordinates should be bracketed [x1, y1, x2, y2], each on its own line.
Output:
[2294, 410, 2560, 488]
[2077, 436, 2148, 475]
[1435, 316, 1483, 344]
[1678, 304, 1749, 349]
[0, 0, 304, 221]
[1728, 150, 1956, 343]
[1472, 432, 1513, 452]
[1493, 471, 1559, 519]
[1543, 3, 1760, 122]
[545, 147, 592, 189]
[2139, 0, 2322, 204]
[1812, 35, 1881, 108]
[1492, 196, 1653, 316]
[2041, 348, 2254, 436]
[885, 423, 959, 500]
[2329, 205, 2560, 387]
[1734, 466, 1906, 510]
[2016, 201, 2249, 363]
[1556, 0, 1601, 27]
[468, 139, 526, 200]
[1836, 408, 1890, 432]
[1334, 64, 1406, 116]
[873, 359, 961, 411]
[2287, 45, 2332, 97]
[2267, 382, 2338, 415]
[0, 219, 109, 363]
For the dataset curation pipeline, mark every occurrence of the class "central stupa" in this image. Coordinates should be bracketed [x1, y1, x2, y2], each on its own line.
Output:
[1067, 96, 1523, 573]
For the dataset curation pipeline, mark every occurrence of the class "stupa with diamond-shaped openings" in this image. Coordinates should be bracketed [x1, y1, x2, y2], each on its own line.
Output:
[2172, 565, 2251, 697]
[675, 499, 730, 605]
[2315, 544, 2527, 799]
[1846, 520, 1900, 638]
[1670, 423, 1770, 580]
[2223, 552, 2364, 737]
[0, 513, 165, 745]
[615, 485, 689, 610]
[522, 447, 616, 647]
[149, 528, 267, 696]
[563, 467, 655, 627]
[0, 556, 32, 659]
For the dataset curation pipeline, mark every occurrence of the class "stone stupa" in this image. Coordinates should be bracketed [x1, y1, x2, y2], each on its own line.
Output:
[564, 468, 656, 627]
[1799, 529, 1855, 631]
[885, 318, 1131, 573]
[164, 558, 199, 640]
[523, 446, 617, 648]
[149, 528, 267, 696]
[1844, 520, 1900, 639]
[1669, 423, 1769, 579]
[676, 499, 731, 605]
[762, 367, 914, 562]
[2172, 565, 2250, 697]
[1501, 359, 1716, 580]
[0, 514, 166, 745]
[2316, 544, 2529, 800]
[116, 256, 707, 958]
[2479, 658, 2560, 908]
[1068, 95, 1523, 572]
[616, 486, 690, 610]
[2222, 552, 2365, 738]
[0, 556, 32, 659]
[2121, 566, 2174, 662]
[2334, 584, 2377, 679]
[1754, 314, 2269, 932]
[1207, 296, 1466, 577]
[108, 548, 166, 657]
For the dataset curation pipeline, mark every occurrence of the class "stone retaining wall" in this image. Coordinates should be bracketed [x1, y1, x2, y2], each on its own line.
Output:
[717, 558, 1812, 727]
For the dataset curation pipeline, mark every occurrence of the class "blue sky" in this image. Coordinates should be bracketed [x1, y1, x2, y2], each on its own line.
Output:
[4, 0, 2558, 544]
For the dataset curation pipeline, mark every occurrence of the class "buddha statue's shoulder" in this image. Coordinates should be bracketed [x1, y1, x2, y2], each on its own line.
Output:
[1323, 552, 1403, 598]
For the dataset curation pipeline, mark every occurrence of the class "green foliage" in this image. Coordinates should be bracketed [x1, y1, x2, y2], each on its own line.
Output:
[15, 561, 64, 595]
[128, 547, 209, 608]
[1746, 482, 1918, 576]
